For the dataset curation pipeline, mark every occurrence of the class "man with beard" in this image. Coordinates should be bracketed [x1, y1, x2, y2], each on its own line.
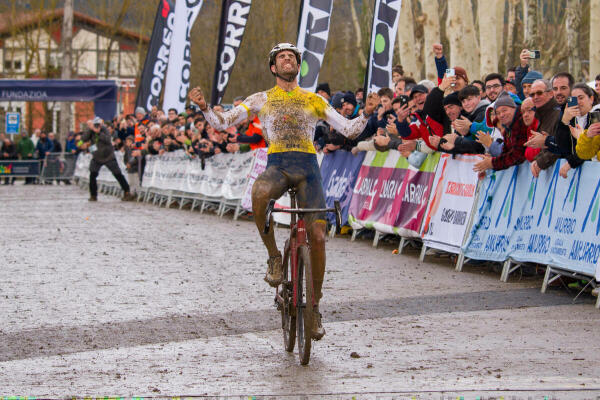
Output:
[188, 43, 379, 340]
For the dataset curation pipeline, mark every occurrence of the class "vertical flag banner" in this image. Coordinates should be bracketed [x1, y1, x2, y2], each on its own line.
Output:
[135, 0, 175, 111]
[163, 0, 204, 113]
[211, 0, 252, 105]
[296, 0, 334, 92]
[364, 0, 402, 94]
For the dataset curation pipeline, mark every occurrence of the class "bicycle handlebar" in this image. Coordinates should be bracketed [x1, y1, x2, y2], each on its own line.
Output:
[263, 199, 343, 235]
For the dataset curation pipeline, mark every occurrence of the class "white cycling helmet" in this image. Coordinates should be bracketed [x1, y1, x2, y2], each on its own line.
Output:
[268, 43, 301, 68]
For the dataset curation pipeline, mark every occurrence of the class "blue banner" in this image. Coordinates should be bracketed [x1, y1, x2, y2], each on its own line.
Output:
[464, 160, 600, 277]
[321, 150, 365, 226]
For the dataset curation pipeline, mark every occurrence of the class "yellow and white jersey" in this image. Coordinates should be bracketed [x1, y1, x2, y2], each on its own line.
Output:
[203, 85, 369, 154]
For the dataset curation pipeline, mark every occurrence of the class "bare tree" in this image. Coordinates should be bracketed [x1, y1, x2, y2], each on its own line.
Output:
[349, 0, 367, 68]
[447, 0, 479, 76]
[566, 0, 582, 80]
[397, 0, 418, 77]
[591, 0, 600, 77]
[522, 0, 537, 48]
[420, 0, 441, 81]
[478, 0, 498, 78]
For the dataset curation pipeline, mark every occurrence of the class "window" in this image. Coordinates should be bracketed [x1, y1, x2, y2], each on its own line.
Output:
[4, 60, 23, 71]
[97, 50, 119, 77]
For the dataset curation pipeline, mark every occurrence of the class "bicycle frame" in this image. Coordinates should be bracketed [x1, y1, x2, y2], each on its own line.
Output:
[266, 191, 341, 310]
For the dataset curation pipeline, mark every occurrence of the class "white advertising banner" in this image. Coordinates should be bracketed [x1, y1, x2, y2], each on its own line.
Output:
[241, 148, 268, 211]
[421, 154, 480, 254]
[162, 0, 204, 113]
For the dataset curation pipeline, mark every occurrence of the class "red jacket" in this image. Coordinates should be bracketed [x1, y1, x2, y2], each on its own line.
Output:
[491, 109, 528, 171]
[524, 118, 541, 162]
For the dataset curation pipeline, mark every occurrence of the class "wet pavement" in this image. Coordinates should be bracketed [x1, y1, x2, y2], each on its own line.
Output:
[1, 184, 599, 398]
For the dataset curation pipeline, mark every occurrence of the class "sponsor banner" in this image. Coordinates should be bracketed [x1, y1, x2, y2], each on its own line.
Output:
[241, 148, 268, 211]
[73, 153, 128, 183]
[135, 0, 175, 111]
[163, 0, 204, 113]
[364, 0, 402, 94]
[296, 0, 334, 92]
[211, 0, 252, 105]
[320, 150, 365, 226]
[348, 150, 439, 237]
[136, 150, 252, 200]
[464, 160, 600, 277]
[421, 154, 480, 254]
[0, 159, 40, 176]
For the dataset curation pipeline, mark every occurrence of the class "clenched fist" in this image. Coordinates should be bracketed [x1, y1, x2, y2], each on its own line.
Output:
[188, 87, 208, 111]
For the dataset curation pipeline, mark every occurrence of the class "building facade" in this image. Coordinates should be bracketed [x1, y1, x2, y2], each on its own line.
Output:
[0, 9, 148, 133]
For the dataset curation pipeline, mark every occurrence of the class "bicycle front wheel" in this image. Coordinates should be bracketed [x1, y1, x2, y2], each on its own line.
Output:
[281, 239, 295, 352]
[296, 245, 313, 365]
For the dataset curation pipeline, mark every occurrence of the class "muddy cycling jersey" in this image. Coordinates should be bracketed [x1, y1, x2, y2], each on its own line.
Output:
[202, 85, 370, 154]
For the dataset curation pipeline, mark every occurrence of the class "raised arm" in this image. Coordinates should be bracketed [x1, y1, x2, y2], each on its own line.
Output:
[188, 87, 265, 131]
[324, 92, 379, 139]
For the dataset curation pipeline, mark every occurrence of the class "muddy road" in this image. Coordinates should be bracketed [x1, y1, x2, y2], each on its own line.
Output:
[1, 185, 599, 398]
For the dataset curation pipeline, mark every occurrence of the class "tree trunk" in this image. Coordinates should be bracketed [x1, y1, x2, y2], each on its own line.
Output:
[447, 0, 479, 77]
[349, 0, 367, 68]
[504, 0, 517, 72]
[591, 0, 600, 77]
[523, 0, 537, 48]
[496, 0, 505, 67]
[566, 0, 582, 80]
[59, 0, 73, 144]
[398, 0, 418, 77]
[478, 0, 498, 77]
[421, 0, 441, 81]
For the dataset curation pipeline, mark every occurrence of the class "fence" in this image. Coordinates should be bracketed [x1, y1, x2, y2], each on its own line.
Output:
[0, 152, 77, 180]
[74, 149, 600, 309]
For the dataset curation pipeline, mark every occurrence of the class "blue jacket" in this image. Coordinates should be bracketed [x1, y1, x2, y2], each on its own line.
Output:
[35, 138, 54, 159]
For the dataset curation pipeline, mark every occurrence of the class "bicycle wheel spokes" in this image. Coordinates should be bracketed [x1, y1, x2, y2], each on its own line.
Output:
[296, 245, 312, 365]
[281, 240, 295, 352]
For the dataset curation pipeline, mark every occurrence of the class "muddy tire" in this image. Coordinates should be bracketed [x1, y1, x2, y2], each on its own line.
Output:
[281, 240, 295, 352]
[296, 245, 313, 365]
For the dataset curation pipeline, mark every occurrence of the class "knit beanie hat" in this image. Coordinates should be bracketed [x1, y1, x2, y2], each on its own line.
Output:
[494, 92, 517, 110]
[521, 70, 543, 85]
[443, 92, 461, 107]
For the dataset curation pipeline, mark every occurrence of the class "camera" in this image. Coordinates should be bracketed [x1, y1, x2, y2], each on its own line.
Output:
[397, 94, 409, 106]
[589, 111, 600, 125]
[528, 50, 541, 59]
[445, 68, 455, 77]
[567, 96, 578, 107]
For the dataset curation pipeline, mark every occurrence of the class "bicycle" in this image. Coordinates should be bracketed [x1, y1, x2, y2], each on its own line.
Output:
[264, 189, 341, 365]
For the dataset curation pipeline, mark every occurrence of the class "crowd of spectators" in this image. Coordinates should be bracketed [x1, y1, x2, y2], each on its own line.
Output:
[3, 43, 600, 190]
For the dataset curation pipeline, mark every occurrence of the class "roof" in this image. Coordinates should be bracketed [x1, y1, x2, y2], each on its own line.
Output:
[0, 8, 149, 44]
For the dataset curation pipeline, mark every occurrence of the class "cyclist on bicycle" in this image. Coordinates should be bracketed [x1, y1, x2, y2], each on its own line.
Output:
[188, 43, 379, 340]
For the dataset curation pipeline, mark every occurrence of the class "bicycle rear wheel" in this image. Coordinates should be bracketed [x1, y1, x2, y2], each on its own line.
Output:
[296, 245, 313, 365]
[281, 240, 295, 352]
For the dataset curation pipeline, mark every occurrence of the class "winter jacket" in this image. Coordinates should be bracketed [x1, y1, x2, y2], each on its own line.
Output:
[576, 131, 600, 160]
[533, 98, 562, 170]
[35, 138, 54, 159]
[16, 136, 35, 159]
[80, 126, 116, 164]
[491, 109, 528, 171]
